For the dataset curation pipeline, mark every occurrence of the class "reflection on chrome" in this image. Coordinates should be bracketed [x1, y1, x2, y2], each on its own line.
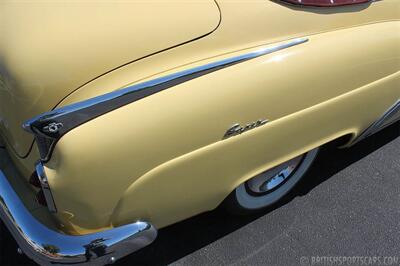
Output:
[246, 155, 303, 194]
[35, 162, 57, 213]
[0, 170, 157, 265]
[352, 99, 400, 145]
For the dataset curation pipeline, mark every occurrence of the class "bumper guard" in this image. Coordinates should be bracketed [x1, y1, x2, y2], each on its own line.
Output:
[0, 169, 157, 265]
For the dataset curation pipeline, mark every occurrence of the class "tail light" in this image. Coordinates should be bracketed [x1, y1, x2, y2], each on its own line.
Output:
[280, 0, 371, 7]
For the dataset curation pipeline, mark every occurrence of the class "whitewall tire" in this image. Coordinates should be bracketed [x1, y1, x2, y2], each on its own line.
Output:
[225, 148, 319, 214]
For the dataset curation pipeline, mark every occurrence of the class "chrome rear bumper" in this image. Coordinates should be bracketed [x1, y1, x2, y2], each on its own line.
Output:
[0, 169, 157, 265]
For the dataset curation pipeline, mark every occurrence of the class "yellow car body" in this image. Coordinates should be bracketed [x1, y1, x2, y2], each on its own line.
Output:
[0, 0, 399, 264]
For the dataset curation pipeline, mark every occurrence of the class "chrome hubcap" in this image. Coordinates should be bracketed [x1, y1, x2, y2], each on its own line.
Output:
[246, 155, 304, 194]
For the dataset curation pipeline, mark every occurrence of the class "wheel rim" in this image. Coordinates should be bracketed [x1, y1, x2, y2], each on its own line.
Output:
[245, 155, 304, 195]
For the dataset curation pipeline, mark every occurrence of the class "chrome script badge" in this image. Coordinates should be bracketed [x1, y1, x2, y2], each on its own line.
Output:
[223, 119, 268, 139]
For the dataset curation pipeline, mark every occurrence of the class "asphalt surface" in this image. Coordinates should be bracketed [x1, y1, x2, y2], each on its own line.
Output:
[1, 122, 399, 266]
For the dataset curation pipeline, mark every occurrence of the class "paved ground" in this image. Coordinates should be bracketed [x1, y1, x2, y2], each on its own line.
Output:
[1, 122, 399, 266]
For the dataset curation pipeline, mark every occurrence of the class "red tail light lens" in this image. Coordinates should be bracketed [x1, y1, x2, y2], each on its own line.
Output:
[280, 0, 371, 7]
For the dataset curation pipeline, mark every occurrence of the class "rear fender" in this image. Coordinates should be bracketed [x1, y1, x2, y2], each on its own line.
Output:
[43, 22, 399, 233]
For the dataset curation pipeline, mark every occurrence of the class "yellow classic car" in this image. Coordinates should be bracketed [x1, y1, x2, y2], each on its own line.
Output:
[0, 0, 399, 264]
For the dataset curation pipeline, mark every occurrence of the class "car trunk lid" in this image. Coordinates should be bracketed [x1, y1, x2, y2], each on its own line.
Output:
[0, 1, 220, 157]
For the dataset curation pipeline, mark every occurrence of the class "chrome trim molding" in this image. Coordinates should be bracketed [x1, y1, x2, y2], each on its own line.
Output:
[22, 37, 309, 161]
[0, 169, 157, 265]
[35, 161, 57, 213]
[352, 99, 400, 145]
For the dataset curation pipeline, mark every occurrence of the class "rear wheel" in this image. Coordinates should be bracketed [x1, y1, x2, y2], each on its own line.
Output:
[225, 148, 319, 214]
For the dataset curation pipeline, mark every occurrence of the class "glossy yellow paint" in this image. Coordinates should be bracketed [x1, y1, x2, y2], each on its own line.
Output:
[112, 72, 399, 229]
[61, 0, 399, 106]
[44, 21, 399, 233]
[0, 0, 221, 156]
[0, 0, 399, 235]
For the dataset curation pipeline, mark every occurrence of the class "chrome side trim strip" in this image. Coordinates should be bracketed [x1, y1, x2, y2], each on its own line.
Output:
[351, 99, 400, 145]
[22, 37, 308, 161]
[0, 169, 157, 265]
[36, 161, 57, 213]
